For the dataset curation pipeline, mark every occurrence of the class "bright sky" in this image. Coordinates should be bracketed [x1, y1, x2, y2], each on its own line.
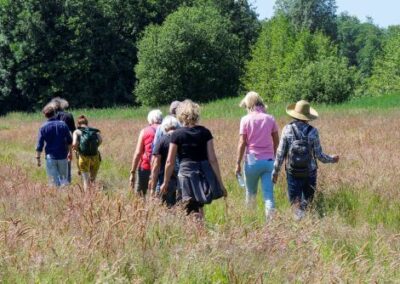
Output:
[252, 0, 400, 27]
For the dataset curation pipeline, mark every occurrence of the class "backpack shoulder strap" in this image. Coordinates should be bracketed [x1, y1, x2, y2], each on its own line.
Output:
[290, 123, 301, 140]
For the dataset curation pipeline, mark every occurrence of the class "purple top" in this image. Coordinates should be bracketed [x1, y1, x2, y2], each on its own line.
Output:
[36, 118, 72, 159]
[239, 107, 278, 160]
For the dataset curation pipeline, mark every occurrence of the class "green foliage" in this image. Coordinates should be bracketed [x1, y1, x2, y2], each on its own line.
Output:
[135, 5, 240, 105]
[368, 26, 400, 95]
[337, 13, 383, 79]
[274, 0, 338, 39]
[0, 0, 194, 114]
[243, 17, 355, 103]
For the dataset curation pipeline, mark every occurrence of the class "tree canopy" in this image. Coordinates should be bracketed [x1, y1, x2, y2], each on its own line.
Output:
[135, 5, 240, 105]
[0, 0, 398, 113]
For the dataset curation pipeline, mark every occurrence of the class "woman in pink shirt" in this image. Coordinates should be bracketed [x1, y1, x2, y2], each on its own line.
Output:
[235, 92, 280, 220]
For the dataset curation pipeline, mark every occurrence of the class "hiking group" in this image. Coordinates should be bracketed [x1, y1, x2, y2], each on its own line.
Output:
[35, 92, 339, 221]
[35, 98, 102, 191]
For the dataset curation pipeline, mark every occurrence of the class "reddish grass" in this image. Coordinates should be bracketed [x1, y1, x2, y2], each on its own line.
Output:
[0, 109, 399, 281]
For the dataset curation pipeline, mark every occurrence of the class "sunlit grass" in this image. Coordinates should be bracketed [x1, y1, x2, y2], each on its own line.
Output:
[0, 93, 399, 282]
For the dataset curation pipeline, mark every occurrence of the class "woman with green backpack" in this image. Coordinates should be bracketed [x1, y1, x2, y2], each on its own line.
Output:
[72, 115, 102, 191]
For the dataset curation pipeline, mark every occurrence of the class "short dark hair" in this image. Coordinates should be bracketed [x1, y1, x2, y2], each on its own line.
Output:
[42, 105, 55, 118]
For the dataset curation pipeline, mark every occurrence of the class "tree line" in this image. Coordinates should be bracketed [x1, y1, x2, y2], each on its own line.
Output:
[0, 0, 398, 114]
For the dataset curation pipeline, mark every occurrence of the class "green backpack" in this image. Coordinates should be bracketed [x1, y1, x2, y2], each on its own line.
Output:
[78, 127, 100, 156]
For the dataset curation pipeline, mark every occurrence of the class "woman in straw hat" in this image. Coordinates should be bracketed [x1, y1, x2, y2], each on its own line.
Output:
[235, 91, 280, 220]
[272, 100, 339, 220]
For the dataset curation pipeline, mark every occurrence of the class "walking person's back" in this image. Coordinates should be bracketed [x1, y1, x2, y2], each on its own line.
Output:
[235, 91, 280, 220]
[272, 100, 339, 220]
[35, 105, 73, 187]
[50, 97, 76, 183]
[72, 115, 102, 191]
[130, 109, 163, 196]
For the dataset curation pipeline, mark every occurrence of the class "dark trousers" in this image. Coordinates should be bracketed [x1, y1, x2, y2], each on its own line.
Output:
[135, 168, 151, 195]
[286, 172, 317, 210]
[67, 161, 72, 183]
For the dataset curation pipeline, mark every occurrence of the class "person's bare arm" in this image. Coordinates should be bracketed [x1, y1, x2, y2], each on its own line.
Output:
[207, 139, 227, 197]
[36, 151, 42, 167]
[129, 130, 144, 188]
[67, 144, 72, 161]
[72, 130, 79, 150]
[97, 132, 103, 146]
[272, 131, 279, 157]
[149, 155, 161, 193]
[235, 134, 247, 175]
[160, 143, 177, 194]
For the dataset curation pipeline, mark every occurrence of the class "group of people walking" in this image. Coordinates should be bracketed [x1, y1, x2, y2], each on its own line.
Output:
[35, 92, 339, 221]
[235, 92, 339, 220]
[35, 98, 102, 191]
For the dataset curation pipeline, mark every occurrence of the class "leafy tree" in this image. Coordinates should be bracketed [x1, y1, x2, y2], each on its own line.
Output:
[337, 13, 383, 78]
[368, 26, 400, 95]
[135, 5, 240, 105]
[243, 17, 355, 103]
[274, 0, 337, 39]
[242, 16, 295, 101]
[0, 0, 193, 113]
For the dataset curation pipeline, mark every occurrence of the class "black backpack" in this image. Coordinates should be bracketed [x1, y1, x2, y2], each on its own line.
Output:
[78, 127, 100, 156]
[286, 123, 313, 178]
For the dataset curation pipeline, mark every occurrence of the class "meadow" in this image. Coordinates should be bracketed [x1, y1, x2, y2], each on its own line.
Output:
[0, 94, 399, 282]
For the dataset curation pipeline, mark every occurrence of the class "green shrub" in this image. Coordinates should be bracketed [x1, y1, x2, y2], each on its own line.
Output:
[243, 18, 356, 104]
[135, 5, 240, 106]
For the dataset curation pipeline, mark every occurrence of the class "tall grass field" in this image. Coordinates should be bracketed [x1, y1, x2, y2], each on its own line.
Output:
[0, 94, 399, 282]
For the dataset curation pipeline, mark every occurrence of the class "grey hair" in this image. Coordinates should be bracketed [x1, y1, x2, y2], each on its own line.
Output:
[147, 109, 163, 124]
[161, 115, 180, 132]
[51, 97, 69, 111]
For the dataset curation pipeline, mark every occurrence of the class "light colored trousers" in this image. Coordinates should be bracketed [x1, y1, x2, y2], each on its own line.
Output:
[244, 159, 275, 214]
[45, 156, 69, 187]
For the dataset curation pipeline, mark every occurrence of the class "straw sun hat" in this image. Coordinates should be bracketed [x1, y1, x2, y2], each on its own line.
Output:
[286, 100, 318, 121]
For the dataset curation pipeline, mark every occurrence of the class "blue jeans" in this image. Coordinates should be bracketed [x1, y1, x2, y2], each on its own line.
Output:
[286, 172, 317, 210]
[45, 156, 69, 187]
[244, 159, 275, 208]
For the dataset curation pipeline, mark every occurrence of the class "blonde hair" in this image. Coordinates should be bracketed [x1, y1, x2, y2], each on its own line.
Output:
[147, 109, 163, 124]
[239, 91, 266, 111]
[176, 99, 200, 126]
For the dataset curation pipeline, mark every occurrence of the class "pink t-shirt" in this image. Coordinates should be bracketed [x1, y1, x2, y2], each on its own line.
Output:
[239, 109, 278, 160]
